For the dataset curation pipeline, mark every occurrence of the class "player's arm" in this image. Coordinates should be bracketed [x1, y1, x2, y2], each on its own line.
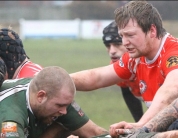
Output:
[138, 69, 178, 127]
[70, 64, 122, 91]
[143, 98, 178, 132]
[112, 129, 178, 138]
[109, 88, 178, 137]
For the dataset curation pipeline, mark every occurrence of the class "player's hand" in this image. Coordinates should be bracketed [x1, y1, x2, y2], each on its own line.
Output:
[119, 129, 158, 138]
[109, 121, 134, 137]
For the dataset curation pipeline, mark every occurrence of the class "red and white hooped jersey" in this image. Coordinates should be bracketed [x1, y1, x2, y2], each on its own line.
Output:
[15, 61, 43, 79]
[113, 33, 178, 107]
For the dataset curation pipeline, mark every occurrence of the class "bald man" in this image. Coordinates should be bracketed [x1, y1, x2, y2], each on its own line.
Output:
[0, 66, 76, 138]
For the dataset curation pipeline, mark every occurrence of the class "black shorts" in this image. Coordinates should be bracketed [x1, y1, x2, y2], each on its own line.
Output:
[56, 101, 89, 131]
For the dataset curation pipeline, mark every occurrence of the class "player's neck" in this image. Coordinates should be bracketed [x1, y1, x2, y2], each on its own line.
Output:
[146, 36, 163, 61]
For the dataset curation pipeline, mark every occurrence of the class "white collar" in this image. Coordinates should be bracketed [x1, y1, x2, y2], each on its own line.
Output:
[26, 81, 33, 114]
[145, 32, 169, 64]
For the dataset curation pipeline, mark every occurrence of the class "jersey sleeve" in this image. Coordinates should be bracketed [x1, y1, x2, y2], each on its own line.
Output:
[161, 38, 178, 76]
[110, 59, 128, 87]
[0, 121, 25, 138]
[113, 53, 133, 80]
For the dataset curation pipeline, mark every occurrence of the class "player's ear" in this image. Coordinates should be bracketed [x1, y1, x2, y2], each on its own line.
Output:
[149, 24, 157, 38]
[37, 90, 47, 103]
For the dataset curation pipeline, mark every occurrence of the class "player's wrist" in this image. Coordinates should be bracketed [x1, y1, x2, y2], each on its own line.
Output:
[141, 126, 150, 133]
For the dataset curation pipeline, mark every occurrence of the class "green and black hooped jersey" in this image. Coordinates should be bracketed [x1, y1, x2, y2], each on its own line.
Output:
[0, 78, 89, 138]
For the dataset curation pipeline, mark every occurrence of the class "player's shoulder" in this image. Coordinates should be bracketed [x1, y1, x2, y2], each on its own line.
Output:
[19, 60, 43, 75]
[25, 61, 43, 69]
[164, 34, 178, 49]
[0, 78, 30, 107]
[2, 78, 31, 90]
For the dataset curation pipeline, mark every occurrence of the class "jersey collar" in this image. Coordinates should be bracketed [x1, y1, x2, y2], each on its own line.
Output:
[26, 81, 33, 114]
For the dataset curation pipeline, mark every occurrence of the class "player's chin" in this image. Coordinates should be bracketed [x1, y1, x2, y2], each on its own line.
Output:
[128, 52, 139, 58]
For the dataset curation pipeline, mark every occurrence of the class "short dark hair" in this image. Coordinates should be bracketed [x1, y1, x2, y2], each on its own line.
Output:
[114, 1, 166, 38]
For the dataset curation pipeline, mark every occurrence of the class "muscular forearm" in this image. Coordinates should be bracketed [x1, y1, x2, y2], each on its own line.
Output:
[136, 100, 167, 128]
[138, 80, 178, 128]
[70, 65, 120, 91]
[138, 101, 172, 129]
[144, 99, 178, 132]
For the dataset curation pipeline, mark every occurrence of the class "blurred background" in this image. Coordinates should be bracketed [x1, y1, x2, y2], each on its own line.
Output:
[1, 1, 178, 130]
[1, 1, 178, 36]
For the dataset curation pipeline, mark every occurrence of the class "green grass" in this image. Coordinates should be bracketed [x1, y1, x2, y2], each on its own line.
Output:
[24, 38, 146, 130]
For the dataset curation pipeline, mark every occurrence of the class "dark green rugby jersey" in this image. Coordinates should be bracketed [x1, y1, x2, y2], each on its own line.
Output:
[0, 78, 89, 137]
